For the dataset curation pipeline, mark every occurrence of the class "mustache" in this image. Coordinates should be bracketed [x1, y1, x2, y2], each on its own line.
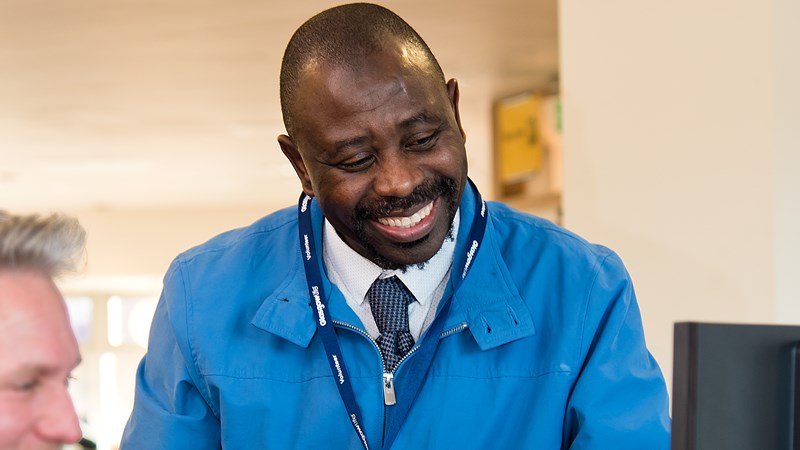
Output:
[353, 177, 457, 220]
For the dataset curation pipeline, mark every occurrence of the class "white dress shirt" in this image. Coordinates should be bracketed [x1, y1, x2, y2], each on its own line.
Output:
[322, 212, 459, 340]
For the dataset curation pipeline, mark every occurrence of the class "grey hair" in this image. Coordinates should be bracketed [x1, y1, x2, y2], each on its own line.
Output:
[0, 211, 86, 277]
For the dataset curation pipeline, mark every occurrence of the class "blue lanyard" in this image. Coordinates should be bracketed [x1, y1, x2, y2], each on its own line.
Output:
[297, 180, 487, 450]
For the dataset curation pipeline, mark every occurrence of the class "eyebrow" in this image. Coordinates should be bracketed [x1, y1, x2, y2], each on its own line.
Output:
[334, 135, 370, 153]
[10, 355, 82, 377]
[399, 110, 442, 130]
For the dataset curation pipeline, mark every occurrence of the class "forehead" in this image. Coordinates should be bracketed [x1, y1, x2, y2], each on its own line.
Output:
[293, 45, 448, 144]
[0, 271, 78, 373]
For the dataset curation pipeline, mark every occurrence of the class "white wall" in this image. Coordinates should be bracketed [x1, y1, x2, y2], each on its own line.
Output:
[774, 0, 800, 323]
[560, 0, 800, 389]
[59, 205, 284, 291]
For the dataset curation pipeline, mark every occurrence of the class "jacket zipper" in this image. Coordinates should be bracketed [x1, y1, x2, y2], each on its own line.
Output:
[331, 320, 468, 447]
[389, 322, 469, 373]
[332, 320, 394, 404]
[332, 320, 469, 404]
[440, 322, 468, 338]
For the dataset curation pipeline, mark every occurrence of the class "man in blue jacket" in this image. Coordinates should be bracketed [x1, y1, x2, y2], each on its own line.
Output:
[121, 3, 670, 449]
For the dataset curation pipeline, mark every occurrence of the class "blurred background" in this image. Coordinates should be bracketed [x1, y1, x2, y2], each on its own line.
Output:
[1, 0, 798, 448]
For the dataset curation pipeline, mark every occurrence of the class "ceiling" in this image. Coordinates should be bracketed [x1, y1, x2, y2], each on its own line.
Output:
[0, 0, 558, 212]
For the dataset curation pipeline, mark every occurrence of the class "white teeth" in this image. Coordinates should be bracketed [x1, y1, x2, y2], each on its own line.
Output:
[377, 202, 433, 229]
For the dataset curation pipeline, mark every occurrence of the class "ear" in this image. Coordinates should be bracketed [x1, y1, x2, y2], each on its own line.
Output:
[278, 134, 315, 197]
[446, 78, 466, 142]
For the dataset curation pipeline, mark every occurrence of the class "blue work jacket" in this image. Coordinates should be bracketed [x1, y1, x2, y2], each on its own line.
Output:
[121, 187, 670, 449]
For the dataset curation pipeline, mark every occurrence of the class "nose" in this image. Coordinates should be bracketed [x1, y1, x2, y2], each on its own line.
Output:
[35, 384, 83, 445]
[372, 149, 424, 199]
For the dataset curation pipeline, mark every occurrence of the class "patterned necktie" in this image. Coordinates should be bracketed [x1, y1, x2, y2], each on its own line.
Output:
[367, 276, 416, 372]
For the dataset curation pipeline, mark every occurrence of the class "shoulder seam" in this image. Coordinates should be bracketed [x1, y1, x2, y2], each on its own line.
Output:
[176, 258, 221, 418]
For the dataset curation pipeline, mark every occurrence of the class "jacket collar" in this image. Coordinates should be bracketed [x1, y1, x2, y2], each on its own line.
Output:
[251, 184, 536, 350]
[438, 183, 536, 350]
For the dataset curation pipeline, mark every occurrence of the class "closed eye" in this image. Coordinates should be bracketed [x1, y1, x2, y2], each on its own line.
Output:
[14, 378, 40, 392]
[338, 155, 375, 171]
[405, 129, 440, 150]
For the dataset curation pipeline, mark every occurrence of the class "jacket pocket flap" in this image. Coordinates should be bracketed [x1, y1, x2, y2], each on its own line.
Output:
[251, 296, 316, 348]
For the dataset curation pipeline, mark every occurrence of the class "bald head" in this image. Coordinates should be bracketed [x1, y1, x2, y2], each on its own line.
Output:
[279, 3, 445, 137]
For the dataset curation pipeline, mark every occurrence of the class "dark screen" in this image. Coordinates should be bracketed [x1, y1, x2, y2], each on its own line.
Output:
[672, 322, 800, 450]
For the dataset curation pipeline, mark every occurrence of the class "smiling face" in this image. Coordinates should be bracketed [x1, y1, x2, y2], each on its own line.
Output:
[279, 38, 468, 269]
[0, 270, 82, 450]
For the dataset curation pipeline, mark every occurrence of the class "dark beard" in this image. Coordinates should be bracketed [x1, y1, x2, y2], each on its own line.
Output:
[350, 175, 460, 271]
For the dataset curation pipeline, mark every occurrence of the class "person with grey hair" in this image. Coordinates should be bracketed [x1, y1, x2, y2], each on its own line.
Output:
[123, 3, 670, 448]
[0, 211, 86, 449]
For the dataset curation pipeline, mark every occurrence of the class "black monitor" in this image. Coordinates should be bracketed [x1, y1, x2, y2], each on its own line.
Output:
[671, 322, 800, 450]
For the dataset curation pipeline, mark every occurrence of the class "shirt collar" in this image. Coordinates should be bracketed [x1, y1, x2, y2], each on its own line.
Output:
[322, 211, 460, 307]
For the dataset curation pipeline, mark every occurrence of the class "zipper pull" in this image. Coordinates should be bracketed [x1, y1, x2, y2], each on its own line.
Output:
[383, 372, 397, 406]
